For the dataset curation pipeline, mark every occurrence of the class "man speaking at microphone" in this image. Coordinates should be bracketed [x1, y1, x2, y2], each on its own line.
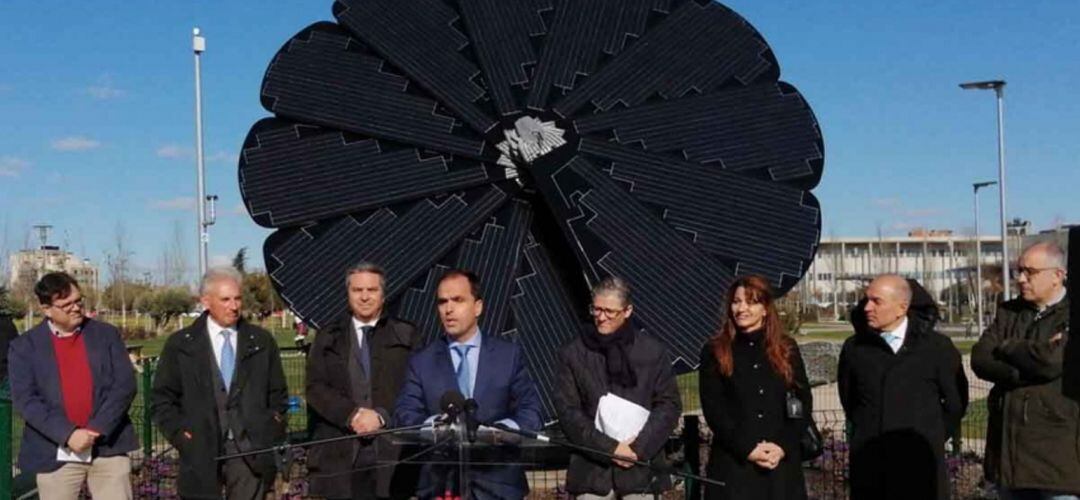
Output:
[306, 262, 421, 499]
[394, 269, 543, 500]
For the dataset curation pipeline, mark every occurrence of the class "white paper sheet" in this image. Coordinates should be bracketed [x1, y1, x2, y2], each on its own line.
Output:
[594, 392, 650, 442]
[56, 446, 92, 463]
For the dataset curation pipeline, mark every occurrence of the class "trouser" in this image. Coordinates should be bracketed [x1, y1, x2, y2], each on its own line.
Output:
[219, 438, 268, 500]
[36, 455, 132, 500]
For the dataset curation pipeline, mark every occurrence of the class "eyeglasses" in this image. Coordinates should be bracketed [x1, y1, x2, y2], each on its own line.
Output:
[49, 297, 84, 313]
[589, 305, 627, 318]
[1012, 266, 1060, 279]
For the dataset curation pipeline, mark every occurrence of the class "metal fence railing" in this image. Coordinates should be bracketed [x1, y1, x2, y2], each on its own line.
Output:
[4, 352, 998, 499]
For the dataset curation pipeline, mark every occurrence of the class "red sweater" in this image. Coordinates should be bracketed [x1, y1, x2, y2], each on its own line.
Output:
[51, 331, 94, 429]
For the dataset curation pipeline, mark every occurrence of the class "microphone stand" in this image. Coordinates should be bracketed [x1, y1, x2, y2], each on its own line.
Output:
[487, 422, 725, 497]
[215, 421, 433, 462]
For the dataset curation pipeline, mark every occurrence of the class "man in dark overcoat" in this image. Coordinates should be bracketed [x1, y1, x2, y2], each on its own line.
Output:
[151, 266, 288, 499]
[305, 262, 420, 499]
[838, 275, 968, 500]
[972, 241, 1078, 499]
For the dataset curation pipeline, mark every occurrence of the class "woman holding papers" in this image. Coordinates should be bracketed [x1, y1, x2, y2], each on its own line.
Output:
[554, 276, 682, 499]
[699, 275, 812, 500]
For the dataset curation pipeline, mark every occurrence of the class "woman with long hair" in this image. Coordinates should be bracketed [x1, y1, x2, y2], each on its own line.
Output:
[699, 275, 813, 500]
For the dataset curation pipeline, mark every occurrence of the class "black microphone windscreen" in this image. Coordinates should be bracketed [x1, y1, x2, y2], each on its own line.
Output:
[439, 389, 466, 414]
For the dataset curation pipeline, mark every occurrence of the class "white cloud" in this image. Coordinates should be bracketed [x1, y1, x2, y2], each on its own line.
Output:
[0, 156, 30, 177]
[151, 197, 196, 211]
[156, 144, 192, 159]
[207, 151, 238, 164]
[84, 75, 125, 100]
[51, 136, 101, 151]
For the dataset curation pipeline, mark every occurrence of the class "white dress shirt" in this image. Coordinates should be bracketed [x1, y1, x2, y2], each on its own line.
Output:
[351, 317, 379, 349]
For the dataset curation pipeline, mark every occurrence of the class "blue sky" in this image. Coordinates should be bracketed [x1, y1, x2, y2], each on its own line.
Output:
[0, 1, 1076, 281]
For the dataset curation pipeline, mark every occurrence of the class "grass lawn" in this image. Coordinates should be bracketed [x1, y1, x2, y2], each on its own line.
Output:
[959, 397, 988, 441]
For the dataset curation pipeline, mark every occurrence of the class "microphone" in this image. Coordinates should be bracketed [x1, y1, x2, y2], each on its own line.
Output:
[438, 389, 466, 425]
[464, 398, 480, 443]
[488, 422, 551, 442]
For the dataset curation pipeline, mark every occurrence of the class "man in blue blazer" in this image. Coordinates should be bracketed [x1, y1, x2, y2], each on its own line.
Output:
[8, 272, 137, 499]
[394, 269, 543, 500]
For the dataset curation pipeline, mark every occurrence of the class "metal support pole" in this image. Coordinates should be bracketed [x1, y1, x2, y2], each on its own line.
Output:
[975, 191, 984, 334]
[193, 28, 208, 278]
[994, 87, 1010, 299]
[973, 181, 997, 336]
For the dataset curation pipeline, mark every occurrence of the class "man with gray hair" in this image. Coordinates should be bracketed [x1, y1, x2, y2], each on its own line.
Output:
[554, 276, 682, 499]
[972, 241, 1077, 499]
[839, 274, 968, 500]
[306, 262, 420, 500]
[151, 266, 288, 499]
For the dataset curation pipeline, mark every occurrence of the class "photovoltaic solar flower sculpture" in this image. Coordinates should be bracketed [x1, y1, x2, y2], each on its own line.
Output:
[240, 0, 823, 420]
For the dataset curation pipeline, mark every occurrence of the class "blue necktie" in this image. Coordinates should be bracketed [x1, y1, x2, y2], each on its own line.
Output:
[220, 329, 236, 390]
[358, 325, 374, 379]
[453, 345, 474, 398]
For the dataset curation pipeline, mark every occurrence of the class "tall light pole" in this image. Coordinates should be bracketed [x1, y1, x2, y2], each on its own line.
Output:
[973, 180, 997, 336]
[193, 28, 209, 279]
[960, 79, 1010, 299]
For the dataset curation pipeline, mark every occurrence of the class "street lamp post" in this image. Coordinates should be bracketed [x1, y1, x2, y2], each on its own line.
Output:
[973, 180, 997, 336]
[960, 79, 1010, 299]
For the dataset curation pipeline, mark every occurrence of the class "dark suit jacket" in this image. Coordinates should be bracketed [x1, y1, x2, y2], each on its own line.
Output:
[306, 314, 420, 499]
[150, 313, 289, 499]
[7, 319, 138, 474]
[394, 332, 543, 499]
[1, 315, 18, 384]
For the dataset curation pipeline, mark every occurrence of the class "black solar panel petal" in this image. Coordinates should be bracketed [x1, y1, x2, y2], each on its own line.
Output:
[240, 118, 500, 227]
[573, 83, 823, 188]
[265, 185, 512, 329]
[245, 0, 825, 422]
[578, 138, 820, 291]
[261, 22, 488, 158]
[334, 0, 498, 134]
[553, 1, 776, 117]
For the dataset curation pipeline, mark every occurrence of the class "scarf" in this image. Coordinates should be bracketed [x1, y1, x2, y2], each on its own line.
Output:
[581, 322, 637, 388]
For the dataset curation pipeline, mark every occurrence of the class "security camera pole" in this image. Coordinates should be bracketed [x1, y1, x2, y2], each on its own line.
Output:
[193, 27, 213, 278]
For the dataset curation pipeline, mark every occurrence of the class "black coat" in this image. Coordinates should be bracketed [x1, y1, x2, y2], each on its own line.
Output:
[150, 314, 289, 499]
[0, 315, 17, 384]
[838, 281, 968, 500]
[305, 315, 420, 499]
[699, 334, 811, 500]
[971, 295, 1078, 492]
[554, 330, 682, 496]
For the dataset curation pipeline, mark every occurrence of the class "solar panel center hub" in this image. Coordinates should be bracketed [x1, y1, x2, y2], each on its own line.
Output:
[495, 116, 567, 172]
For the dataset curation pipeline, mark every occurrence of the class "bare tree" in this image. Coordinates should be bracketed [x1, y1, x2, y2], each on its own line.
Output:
[159, 221, 189, 287]
[105, 221, 133, 329]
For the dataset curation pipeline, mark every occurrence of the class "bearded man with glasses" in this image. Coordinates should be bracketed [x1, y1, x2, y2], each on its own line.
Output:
[7, 272, 137, 499]
[973, 241, 1077, 500]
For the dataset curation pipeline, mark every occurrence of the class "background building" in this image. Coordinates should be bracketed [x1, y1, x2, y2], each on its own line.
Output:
[8, 245, 100, 295]
[800, 230, 1003, 322]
